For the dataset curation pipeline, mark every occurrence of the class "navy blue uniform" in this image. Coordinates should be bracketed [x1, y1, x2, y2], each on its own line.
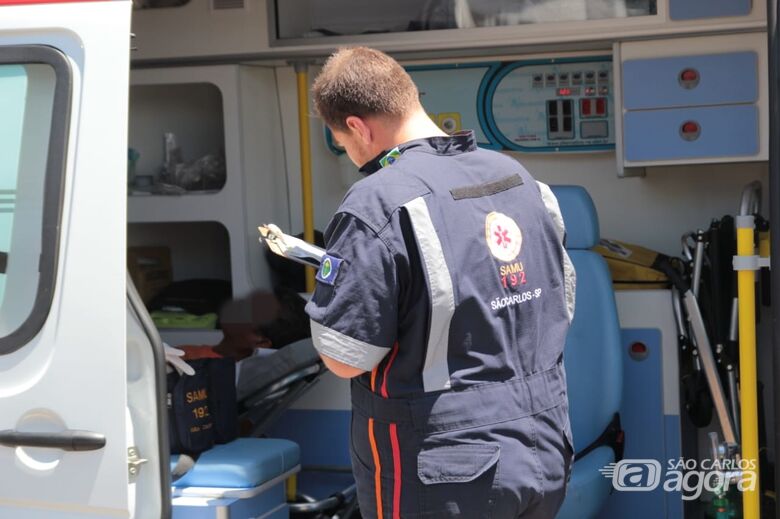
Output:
[306, 131, 575, 518]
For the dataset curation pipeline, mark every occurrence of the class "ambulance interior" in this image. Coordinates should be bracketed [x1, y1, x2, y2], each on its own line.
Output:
[121, 1, 775, 517]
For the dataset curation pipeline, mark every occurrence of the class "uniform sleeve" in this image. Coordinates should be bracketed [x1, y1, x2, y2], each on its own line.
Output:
[305, 213, 398, 371]
[537, 181, 577, 324]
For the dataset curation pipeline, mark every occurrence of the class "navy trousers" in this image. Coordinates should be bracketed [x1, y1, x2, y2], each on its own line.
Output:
[350, 363, 574, 518]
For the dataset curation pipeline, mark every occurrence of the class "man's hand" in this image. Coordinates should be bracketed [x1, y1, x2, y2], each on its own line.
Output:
[320, 353, 367, 379]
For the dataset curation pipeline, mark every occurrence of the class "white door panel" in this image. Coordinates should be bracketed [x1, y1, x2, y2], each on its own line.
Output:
[0, 3, 165, 518]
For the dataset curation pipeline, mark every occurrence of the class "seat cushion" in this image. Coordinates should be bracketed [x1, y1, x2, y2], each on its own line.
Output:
[564, 251, 623, 451]
[556, 446, 615, 519]
[550, 185, 600, 249]
[171, 438, 300, 489]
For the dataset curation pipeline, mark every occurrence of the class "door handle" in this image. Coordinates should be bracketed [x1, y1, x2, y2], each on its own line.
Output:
[0, 429, 106, 451]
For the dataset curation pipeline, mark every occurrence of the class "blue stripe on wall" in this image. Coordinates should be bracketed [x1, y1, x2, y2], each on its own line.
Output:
[267, 409, 352, 468]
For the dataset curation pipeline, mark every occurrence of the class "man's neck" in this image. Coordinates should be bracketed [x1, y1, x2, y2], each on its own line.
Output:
[381, 110, 448, 152]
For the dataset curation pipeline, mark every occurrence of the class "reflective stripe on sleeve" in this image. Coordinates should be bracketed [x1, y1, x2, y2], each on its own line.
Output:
[537, 181, 577, 323]
[403, 197, 453, 392]
[310, 319, 390, 371]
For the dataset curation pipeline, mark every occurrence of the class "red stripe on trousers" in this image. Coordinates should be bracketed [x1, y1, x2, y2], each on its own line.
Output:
[381, 344, 402, 519]
[369, 367, 384, 519]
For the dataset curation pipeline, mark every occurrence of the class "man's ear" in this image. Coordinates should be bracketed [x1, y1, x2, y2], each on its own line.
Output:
[345, 115, 372, 145]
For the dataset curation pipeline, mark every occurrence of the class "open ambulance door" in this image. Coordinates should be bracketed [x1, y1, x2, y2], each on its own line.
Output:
[0, 1, 170, 518]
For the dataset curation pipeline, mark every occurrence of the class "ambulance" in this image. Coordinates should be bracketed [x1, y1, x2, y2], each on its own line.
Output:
[0, 1, 777, 518]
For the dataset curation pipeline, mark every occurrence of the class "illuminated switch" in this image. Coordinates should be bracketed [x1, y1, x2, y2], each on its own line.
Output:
[595, 98, 607, 116]
[679, 68, 700, 89]
[580, 98, 592, 116]
[680, 120, 701, 141]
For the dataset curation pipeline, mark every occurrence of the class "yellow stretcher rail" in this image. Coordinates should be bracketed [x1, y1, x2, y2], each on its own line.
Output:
[736, 215, 760, 519]
[295, 63, 316, 292]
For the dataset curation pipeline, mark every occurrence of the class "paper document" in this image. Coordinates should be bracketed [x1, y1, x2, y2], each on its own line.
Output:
[258, 224, 325, 268]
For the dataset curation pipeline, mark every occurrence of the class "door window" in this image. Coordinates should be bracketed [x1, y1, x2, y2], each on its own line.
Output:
[0, 47, 71, 354]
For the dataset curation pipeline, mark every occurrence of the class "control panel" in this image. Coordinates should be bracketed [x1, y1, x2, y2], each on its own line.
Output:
[486, 58, 615, 152]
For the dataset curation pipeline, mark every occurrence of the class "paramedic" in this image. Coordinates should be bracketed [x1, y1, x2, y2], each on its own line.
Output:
[305, 47, 576, 518]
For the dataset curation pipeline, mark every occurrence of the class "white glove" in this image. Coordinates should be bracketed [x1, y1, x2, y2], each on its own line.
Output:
[164, 342, 195, 376]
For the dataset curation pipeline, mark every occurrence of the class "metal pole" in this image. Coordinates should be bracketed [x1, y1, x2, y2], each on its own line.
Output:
[768, 0, 780, 516]
[294, 62, 316, 292]
[736, 215, 761, 518]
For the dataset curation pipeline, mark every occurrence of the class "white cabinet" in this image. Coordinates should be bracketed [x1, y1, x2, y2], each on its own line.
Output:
[128, 65, 289, 303]
[130, 0, 766, 63]
[131, 0, 271, 62]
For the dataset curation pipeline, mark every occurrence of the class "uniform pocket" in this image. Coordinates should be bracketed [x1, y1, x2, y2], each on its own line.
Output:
[416, 441, 501, 517]
[417, 443, 500, 484]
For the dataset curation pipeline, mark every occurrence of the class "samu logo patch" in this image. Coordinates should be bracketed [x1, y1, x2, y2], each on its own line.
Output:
[485, 212, 522, 262]
[316, 255, 343, 286]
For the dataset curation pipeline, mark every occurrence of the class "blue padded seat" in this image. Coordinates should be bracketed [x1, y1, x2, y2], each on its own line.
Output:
[551, 186, 623, 519]
[171, 438, 300, 489]
[555, 446, 616, 519]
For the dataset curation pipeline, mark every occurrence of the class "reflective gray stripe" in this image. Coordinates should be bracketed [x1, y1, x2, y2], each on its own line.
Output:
[537, 181, 577, 323]
[310, 319, 389, 371]
[404, 197, 453, 392]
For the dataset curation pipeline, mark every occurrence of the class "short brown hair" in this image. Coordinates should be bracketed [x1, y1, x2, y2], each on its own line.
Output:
[312, 47, 419, 131]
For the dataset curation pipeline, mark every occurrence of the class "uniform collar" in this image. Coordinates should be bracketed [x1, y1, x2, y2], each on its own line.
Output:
[359, 130, 478, 175]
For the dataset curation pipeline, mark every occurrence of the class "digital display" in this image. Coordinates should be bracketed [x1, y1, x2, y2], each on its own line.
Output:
[556, 87, 580, 96]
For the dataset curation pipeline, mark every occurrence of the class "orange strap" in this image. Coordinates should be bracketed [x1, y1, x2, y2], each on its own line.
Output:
[369, 367, 384, 519]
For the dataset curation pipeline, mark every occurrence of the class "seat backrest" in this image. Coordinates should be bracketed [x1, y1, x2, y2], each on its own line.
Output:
[551, 186, 622, 452]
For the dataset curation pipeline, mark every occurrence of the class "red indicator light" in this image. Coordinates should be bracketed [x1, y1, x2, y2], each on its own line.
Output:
[682, 121, 699, 134]
[580, 99, 592, 116]
[680, 69, 698, 82]
[630, 342, 647, 355]
[596, 98, 606, 115]
[557, 87, 572, 96]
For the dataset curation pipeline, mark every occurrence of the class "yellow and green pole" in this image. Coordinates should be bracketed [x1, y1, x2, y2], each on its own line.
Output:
[294, 62, 316, 292]
[735, 214, 761, 519]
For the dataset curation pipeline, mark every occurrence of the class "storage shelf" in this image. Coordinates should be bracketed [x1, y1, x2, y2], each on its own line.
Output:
[127, 189, 231, 223]
[159, 328, 224, 348]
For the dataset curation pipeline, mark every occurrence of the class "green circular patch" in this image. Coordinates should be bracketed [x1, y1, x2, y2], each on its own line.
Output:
[321, 258, 332, 278]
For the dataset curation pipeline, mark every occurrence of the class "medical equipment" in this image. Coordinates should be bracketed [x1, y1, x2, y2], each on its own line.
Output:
[486, 58, 615, 151]
[324, 59, 616, 154]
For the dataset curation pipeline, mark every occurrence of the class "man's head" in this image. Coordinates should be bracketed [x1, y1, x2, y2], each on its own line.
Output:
[312, 47, 424, 166]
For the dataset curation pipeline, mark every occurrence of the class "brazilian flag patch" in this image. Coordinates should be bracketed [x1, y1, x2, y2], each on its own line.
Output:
[316, 255, 343, 286]
[379, 147, 402, 168]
